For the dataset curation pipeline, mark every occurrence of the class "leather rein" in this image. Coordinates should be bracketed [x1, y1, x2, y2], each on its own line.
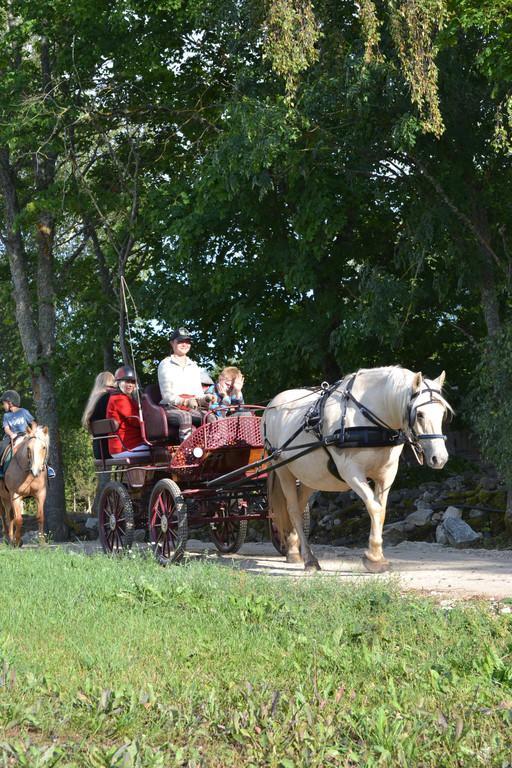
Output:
[263, 373, 450, 471]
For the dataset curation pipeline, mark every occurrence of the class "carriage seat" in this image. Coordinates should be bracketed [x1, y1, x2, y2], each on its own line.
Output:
[89, 418, 119, 461]
[142, 384, 203, 444]
[90, 418, 119, 437]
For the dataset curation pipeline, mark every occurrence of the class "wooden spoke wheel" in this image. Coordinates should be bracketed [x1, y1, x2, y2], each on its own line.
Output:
[98, 481, 135, 554]
[209, 500, 248, 554]
[148, 479, 188, 565]
[269, 503, 311, 556]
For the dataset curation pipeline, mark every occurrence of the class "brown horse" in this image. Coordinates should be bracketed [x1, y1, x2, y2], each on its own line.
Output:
[0, 425, 50, 546]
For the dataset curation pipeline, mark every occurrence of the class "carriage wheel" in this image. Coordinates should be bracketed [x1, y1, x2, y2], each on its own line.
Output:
[269, 503, 311, 556]
[209, 500, 248, 554]
[98, 481, 135, 554]
[148, 479, 188, 565]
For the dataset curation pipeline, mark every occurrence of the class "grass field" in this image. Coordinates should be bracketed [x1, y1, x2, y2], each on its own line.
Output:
[0, 547, 510, 767]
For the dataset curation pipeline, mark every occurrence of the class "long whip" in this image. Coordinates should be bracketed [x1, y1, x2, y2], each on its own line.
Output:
[120, 276, 143, 422]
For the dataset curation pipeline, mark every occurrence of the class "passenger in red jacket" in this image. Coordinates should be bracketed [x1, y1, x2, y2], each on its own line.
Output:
[106, 366, 150, 460]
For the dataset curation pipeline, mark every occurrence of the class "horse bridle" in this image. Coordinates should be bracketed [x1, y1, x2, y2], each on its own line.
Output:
[14, 433, 48, 475]
[407, 383, 450, 445]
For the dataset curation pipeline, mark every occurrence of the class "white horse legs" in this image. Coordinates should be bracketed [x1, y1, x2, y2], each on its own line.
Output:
[277, 468, 319, 571]
[349, 474, 392, 573]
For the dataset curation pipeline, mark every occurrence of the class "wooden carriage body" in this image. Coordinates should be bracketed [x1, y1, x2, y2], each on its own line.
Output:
[90, 388, 292, 563]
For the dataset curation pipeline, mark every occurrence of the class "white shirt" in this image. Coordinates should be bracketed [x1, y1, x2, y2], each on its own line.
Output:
[157, 355, 203, 406]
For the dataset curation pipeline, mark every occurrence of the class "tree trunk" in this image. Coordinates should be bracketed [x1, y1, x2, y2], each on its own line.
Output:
[32, 366, 68, 539]
[0, 146, 68, 540]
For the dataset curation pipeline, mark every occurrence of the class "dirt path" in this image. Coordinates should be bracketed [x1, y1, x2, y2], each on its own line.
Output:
[179, 540, 512, 600]
[63, 538, 512, 600]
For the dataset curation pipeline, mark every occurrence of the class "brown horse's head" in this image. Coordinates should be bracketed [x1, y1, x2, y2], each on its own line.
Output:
[25, 425, 50, 478]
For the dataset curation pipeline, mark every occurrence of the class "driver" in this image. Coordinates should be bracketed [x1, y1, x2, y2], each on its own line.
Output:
[157, 327, 213, 442]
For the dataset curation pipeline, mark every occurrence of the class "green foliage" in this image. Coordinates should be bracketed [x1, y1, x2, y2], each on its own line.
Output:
[264, 0, 321, 97]
[1, 0, 512, 489]
[61, 427, 96, 509]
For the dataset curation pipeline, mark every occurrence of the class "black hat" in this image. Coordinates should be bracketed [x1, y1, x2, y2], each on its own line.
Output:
[114, 365, 136, 382]
[170, 327, 192, 343]
[1, 390, 20, 406]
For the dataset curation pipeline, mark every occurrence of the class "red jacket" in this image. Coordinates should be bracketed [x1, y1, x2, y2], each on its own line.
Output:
[106, 393, 142, 455]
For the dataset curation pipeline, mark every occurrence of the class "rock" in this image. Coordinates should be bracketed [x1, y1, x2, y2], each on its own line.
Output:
[445, 476, 464, 491]
[319, 515, 333, 530]
[479, 477, 498, 491]
[435, 524, 449, 545]
[384, 521, 407, 545]
[442, 517, 482, 548]
[443, 506, 462, 520]
[389, 490, 402, 504]
[22, 530, 43, 545]
[85, 517, 98, 529]
[431, 512, 443, 524]
[404, 508, 434, 532]
[469, 508, 485, 520]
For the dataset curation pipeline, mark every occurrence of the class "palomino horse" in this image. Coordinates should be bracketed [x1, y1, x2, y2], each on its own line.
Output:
[0, 425, 50, 546]
[263, 367, 452, 572]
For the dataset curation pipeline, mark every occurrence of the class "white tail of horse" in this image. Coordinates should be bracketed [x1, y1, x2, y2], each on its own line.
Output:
[268, 472, 291, 543]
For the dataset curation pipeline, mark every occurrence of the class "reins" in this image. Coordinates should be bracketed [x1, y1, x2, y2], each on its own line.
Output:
[208, 371, 451, 488]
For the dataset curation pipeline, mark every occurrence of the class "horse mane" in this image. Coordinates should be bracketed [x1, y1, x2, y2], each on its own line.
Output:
[348, 365, 453, 425]
[27, 425, 51, 446]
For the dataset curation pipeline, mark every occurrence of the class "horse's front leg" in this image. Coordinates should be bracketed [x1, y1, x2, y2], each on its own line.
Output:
[0, 497, 10, 543]
[349, 474, 391, 574]
[35, 486, 47, 543]
[279, 469, 319, 571]
[10, 495, 23, 547]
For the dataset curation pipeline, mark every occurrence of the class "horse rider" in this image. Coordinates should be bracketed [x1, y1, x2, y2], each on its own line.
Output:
[0, 390, 36, 479]
[157, 327, 214, 442]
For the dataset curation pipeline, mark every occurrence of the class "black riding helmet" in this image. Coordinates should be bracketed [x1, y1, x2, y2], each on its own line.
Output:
[114, 365, 136, 383]
[1, 390, 21, 407]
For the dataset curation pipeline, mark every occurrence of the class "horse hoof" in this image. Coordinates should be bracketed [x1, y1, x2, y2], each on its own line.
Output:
[362, 556, 390, 574]
[286, 552, 302, 564]
[305, 559, 321, 572]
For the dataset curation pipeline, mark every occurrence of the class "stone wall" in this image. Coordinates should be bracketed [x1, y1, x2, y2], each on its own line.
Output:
[308, 465, 511, 548]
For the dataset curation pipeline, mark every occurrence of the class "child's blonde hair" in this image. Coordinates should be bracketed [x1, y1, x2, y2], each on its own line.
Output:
[219, 366, 242, 380]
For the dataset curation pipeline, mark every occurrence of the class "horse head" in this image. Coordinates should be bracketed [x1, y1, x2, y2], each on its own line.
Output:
[408, 371, 453, 469]
[26, 425, 50, 478]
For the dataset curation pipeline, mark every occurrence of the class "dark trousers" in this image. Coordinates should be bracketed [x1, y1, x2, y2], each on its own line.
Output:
[163, 407, 215, 442]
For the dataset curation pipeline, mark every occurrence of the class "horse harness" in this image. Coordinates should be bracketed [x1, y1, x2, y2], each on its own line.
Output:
[263, 373, 449, 480]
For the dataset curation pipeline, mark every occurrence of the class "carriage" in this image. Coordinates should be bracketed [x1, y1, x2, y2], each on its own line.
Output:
[91, 385, 295, 563]
[91, 367, 451, 572]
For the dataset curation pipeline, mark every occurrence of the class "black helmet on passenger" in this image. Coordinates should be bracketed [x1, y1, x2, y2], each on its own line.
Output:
[114, 365, 136, 383]
[1, 390, 21, 407]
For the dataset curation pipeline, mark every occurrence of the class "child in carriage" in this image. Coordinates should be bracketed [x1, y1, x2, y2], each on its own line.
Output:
[206, 366, 246, 419]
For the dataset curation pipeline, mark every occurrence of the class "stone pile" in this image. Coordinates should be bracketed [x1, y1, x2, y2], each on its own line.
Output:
[308, 467, 511, 548]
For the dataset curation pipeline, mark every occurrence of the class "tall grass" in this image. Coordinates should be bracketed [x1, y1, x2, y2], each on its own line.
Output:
[0, 547, 510, 766]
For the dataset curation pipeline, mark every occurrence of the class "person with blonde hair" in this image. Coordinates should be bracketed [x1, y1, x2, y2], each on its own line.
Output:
[82, 371, 116, 459]
[207, 366, 245, 418]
